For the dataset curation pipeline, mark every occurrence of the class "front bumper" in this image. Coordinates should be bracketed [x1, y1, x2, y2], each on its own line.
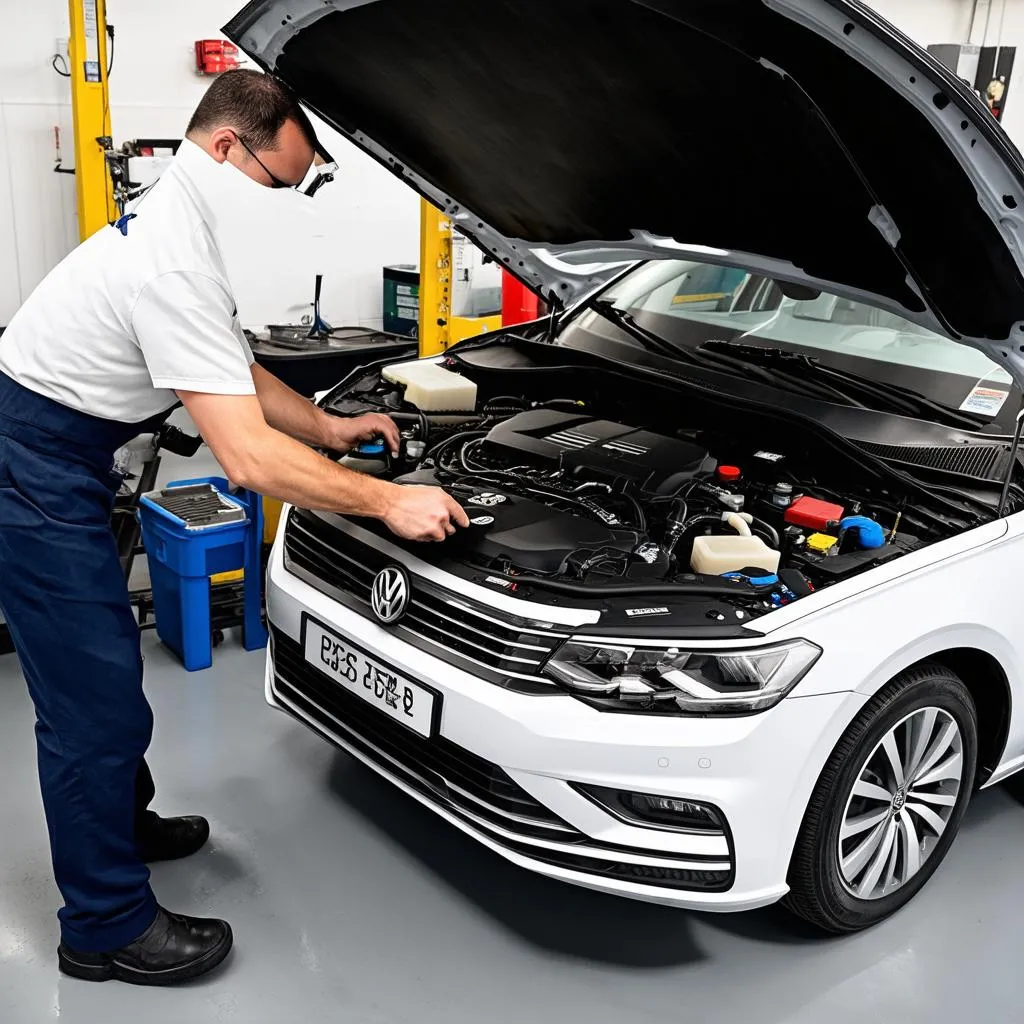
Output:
[265, 534, 863, 911]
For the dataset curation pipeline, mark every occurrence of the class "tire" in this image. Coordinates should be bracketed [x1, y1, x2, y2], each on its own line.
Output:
[783, 662, 977, 933]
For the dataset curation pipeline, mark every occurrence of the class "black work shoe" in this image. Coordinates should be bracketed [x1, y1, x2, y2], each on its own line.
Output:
[137, 814, 211, 863]
[58, 907, 233, 986]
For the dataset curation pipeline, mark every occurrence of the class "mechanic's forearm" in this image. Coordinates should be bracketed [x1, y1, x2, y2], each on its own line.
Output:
[235, 423, 399, 516]
[233, 423, 395, 516]
[178, 388, 396, 515]
[178, 390, 463, 543]
[250, 363, 335, 446]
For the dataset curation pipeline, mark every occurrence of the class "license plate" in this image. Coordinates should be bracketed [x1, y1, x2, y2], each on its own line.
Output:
[302, 616, 439, 739]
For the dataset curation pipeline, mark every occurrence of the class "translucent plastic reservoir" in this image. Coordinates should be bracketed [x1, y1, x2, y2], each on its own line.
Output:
[690, 535, 781, 576]
[382, 361, 478, 412]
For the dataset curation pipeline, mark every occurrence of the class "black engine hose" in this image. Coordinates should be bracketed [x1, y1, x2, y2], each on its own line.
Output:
[482, 395, 528, 409]
[751, 517, 781, 548]
[617, 492, 647, 533]
[426, 429, 487, 462]
[664, 508, 714, 560]
[676, 513, 722, 537]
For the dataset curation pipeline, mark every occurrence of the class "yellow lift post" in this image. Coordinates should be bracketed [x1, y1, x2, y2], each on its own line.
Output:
[418, 199, 501, 358]
[68, 0, 116, 241]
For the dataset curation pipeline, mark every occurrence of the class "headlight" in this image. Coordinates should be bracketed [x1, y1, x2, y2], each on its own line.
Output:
[545, 638, 821, 714]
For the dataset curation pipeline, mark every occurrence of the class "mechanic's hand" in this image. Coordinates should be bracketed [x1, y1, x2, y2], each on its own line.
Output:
[381, 485, 470, 542]
[325, 412, 401, 456]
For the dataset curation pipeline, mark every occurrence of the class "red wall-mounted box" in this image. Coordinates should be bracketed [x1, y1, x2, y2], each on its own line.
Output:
[195, 40, 240, 75]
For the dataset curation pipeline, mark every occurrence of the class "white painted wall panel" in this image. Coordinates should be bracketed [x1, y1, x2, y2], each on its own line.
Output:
[0, 0, 418, 330]
[866, 0, 972, 47]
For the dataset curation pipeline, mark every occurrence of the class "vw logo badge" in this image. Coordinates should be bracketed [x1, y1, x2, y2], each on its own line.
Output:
[371, 566, 410, 624]
[468, 492, 506, 508]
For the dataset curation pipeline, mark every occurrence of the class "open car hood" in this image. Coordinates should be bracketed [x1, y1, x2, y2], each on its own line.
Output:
[225, 0, 1024, 384]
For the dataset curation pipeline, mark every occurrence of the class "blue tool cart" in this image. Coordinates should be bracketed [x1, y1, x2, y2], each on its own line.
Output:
[138, 477, 268, 671]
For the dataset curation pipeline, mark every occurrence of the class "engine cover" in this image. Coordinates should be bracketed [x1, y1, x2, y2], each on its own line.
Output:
[392, 468, 640, 573]
[455, 491, 640, 572]
[482, 409, 711, 493]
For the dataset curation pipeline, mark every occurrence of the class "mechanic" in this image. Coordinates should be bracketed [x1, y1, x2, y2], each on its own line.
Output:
[0, 70, 468, 987]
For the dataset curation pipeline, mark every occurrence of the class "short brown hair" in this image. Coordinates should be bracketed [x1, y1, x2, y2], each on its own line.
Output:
[186, 69, 311, 151]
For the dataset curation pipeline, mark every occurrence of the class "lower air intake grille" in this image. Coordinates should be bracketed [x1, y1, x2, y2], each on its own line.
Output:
[272, 629, 575, 841]
[270, 629, 734, 892]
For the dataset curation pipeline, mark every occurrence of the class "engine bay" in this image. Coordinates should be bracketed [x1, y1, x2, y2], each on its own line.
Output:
[319, 349, 1002, 623]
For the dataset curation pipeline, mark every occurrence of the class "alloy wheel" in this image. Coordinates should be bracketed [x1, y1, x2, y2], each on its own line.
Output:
[838, 707, 964, 901]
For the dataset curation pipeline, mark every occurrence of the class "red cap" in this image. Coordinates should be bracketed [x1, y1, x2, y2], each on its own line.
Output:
[717, 465, 742, 483]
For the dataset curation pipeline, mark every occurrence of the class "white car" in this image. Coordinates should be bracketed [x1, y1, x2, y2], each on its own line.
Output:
[228, 0, 1024, 931]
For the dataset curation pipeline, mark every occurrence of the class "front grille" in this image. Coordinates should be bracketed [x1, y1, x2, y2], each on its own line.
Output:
[856, 439, 1012, 481]
[283, 509, 566, 692]
[271, 629, 734, 893]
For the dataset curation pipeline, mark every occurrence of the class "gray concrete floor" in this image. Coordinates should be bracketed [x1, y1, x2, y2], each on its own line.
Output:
[2, 435, 1024, 1022]
[4, 644, 1024, 1023]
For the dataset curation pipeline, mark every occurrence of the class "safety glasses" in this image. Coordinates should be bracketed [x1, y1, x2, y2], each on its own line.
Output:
[236, 134, 300, 189]
[236, 118, 337, 197]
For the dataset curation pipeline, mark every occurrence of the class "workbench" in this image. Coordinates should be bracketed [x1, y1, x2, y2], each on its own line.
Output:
[247, 325, 417, 398]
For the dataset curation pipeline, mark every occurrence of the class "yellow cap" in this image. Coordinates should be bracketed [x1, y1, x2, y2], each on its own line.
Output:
[807, 533, 838, 553]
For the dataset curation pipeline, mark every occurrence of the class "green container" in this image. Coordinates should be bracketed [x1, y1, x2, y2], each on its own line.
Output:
[383, 265, 419, 338]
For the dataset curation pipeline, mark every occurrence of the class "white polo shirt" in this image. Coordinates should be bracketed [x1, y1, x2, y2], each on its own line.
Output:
[0, 139, 257, 423]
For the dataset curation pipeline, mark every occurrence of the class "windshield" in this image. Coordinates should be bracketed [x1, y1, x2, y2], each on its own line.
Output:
[560, 259, 1016, 428]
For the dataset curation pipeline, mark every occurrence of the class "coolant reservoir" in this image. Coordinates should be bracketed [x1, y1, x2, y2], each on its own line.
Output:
[691, 535, 781, 576]
[382, 361, 478, 412]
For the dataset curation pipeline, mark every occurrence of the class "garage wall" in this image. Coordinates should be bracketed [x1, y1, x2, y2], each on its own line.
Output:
[974, 1, 1024, 150]
[866, 0, 973, 47]
[870, 1, 1024, 146]
[0, 2, 78, 330]
[0, 0, 419, 331]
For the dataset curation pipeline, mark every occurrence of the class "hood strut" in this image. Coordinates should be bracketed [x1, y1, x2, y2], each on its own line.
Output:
[763, 59, 952, 337]
[998, 400, 1024, 515]
[629, 0, 948, 335]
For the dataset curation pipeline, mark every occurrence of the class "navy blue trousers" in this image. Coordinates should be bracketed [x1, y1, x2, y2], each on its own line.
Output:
[0, 372, 169, 952]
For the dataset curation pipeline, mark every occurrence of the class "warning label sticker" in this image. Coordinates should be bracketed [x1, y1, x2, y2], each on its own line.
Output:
[959, 385, 1010, 417]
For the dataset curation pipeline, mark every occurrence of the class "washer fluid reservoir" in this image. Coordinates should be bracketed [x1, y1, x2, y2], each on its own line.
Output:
[691, 535, 781, 576]
[382, 361, 478, 411]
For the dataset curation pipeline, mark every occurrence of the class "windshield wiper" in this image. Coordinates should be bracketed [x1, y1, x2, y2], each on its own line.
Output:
[700, 341, 990, 431]
[693, 341, 875, 406]
[586, 301, 870, 403]
[585, 303, 990, 428]
[586, 299, 697, 362]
